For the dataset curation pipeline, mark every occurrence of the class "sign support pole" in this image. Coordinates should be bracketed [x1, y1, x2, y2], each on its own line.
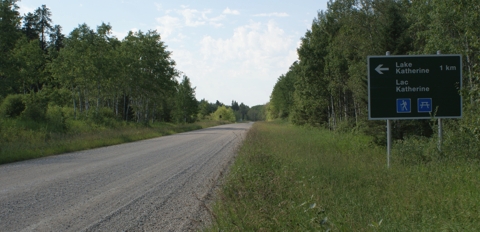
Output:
[437, 50, 443, 152]
[386, 51, 391, 168]
[387, 119, 391, 168]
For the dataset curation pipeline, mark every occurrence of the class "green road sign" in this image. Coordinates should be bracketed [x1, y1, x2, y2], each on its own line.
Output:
[368, 55, 462, 120]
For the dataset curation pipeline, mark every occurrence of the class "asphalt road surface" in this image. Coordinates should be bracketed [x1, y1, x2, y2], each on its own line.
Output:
[0, 123, 252, 231]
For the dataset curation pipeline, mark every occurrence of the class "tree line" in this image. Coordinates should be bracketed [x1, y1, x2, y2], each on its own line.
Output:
[268, 0, 480, 141]
[0, 0, 264, 125]
[0, 1, 197, 123]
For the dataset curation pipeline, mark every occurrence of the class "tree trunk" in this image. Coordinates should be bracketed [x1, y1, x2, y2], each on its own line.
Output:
[151, 103, 156, 124]
[328, 105, 331, 130]
[96, 83, 100, 112]
[124, 93, 127, 121]
[115, 95, 118, 117]
[353, 98, 358, 125]
[78, 88, 82, 114]
[72, 91, 77, 120]
[145, 99, 149, 123]
[331, 94, 336, 130]
[85, 89, 89, 116]
[344, 89, 348, 121]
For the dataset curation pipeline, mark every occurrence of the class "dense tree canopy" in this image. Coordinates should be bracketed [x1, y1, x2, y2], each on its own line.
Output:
[269, 0, 480, 140]
[0, 1, 262, 125]
[0, 1, 225, 124]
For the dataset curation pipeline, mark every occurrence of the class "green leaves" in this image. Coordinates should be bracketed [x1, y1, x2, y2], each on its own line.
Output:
[211, 106, 236, 122]
[12, 36, 45, 93]
[174, 76, 198, 123]
[270, 0, 480, 139]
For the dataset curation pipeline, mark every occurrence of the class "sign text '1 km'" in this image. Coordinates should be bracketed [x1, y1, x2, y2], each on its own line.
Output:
[368, 55, 462, 120]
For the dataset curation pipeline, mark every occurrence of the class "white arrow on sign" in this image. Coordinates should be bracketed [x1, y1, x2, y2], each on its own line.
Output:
[375, 64, 389, 74]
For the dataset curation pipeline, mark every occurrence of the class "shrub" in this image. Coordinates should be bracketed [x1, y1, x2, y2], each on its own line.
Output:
[46, 105, 67, 132]
[88, 107, 117, 127]
[21, 93, 48, 121]
[0, 94, 25, 118]
[47, 87, 71, 106]
[211, 106, 235, 122]
[99, 107, 116, 119]
[392, 135, 439, 165]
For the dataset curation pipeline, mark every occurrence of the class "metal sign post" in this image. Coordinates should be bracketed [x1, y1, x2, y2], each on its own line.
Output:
[437, 51, 443, 152]
[385, 51, 391, 168]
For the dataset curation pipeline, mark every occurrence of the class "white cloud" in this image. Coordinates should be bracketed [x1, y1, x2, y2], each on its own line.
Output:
[18, 3, 35, 15]
[254, 12, 289, 17]
[154, 3, 162, 11]
[168, 20, 300, 106]
[223, 7, 240, 15]
[208, 14, 225, 27]
[171, 49, 194, 68]
[111, 28, 138, 40]
[199, 20, 295, 79]
[200, 20, 291, 59]
[155, 15, 181, 39]
[178, 8, 206, 27]
[155, 6, 234, 39]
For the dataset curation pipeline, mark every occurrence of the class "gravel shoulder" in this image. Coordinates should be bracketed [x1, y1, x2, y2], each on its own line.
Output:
[0, 122, 252, 231]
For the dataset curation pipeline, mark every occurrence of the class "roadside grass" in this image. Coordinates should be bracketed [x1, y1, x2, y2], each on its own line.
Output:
[0, 118, 225, 165]
[206, 121, 480, 231]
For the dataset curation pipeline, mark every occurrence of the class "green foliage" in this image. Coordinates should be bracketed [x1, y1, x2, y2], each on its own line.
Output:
[0, 3, 249, 166]
[269, 69, 296, 119]
[47, 22, 179, 123]
[268, 0, 480, 156]
[34, 4, 53, 50]
[0, 94, 25, 118]
[198, 99, 216, 119]
[21, 93, 48, 121]
[45, 87, 71, 106]
[238, 102, 249, 121]
[174, 75, 198, 123]
[46, 104, 66, 132]
[247, 105, 266, 121]
[0, 0, 22, 97]
[87, 107, 117, 126]
[0, 117, 225, 164]
[207, 121, 480, 231]
[211, 105, 235, 122]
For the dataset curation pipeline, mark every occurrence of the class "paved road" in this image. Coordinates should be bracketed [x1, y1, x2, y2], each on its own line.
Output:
[0, 123, 252, 231]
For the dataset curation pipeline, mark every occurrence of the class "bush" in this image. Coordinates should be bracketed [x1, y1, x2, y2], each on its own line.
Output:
[441, 118, 480, 160]
[392, 136, 439, 165]
[99, 107, 116, 119]
[46, 105, 67, 132]
[88, 107, 117, 127]
[0, 94, 25, 118]
[211, 106, 235, 122]
[21, 93, 48, 121]
[47, 87, 71, 106]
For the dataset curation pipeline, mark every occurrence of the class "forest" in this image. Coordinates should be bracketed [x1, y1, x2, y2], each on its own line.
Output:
[268, 0, 480, 159]
[0, 1, 267, 163]
[0, 1, 263, 125]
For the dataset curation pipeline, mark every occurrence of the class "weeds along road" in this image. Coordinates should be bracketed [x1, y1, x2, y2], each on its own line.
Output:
[0, 122, 252, 231]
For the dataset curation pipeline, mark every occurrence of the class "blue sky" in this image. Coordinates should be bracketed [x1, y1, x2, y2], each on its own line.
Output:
[18, 0, 329, 106]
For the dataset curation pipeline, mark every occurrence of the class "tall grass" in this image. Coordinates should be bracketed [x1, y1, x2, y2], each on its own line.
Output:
[0, 117, 225, 165]
[206, 121, 480, 231]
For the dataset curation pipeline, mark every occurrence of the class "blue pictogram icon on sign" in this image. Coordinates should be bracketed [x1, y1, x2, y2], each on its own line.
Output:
[396, 98, 411, 113]
[418, 98, 432, 113]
